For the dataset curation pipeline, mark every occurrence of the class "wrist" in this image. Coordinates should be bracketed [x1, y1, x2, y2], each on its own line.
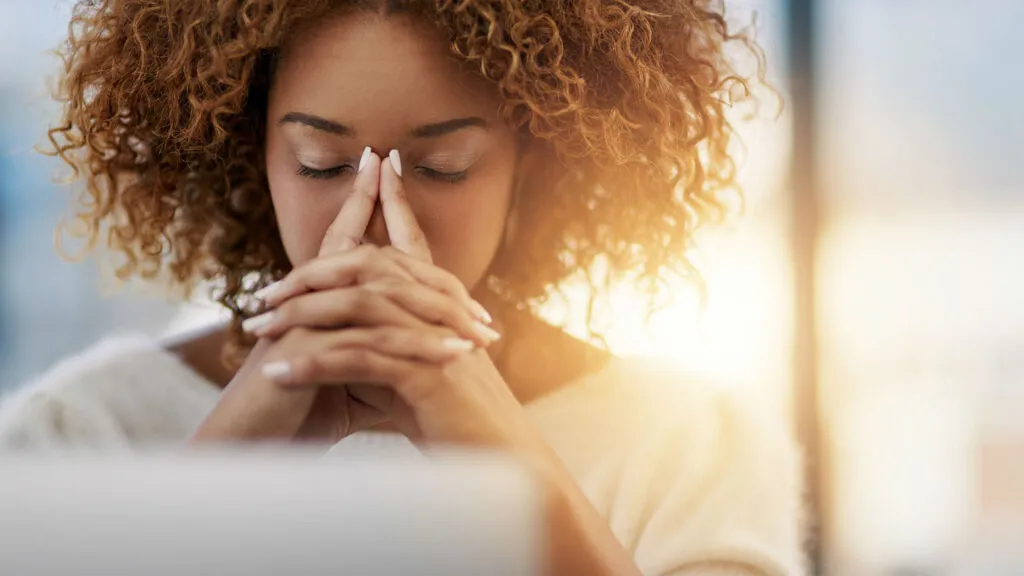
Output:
[525, 446, 642, 576]
[191, 372, 317, 444]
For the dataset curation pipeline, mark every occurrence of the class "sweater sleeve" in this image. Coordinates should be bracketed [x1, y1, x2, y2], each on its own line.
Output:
[0, 335, 221, 450]
[0, 387, 135, 450]
[629, 391, 806, 576]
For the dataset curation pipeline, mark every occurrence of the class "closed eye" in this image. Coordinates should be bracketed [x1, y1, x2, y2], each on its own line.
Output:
[296, 164, 353, 180]
[416, 166, 468, 183]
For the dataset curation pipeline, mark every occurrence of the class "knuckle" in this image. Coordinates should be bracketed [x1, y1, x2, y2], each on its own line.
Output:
[419, 298, 445, 324]
[371, 328, 401, 349]
[327, 261, 354, 286]
[337, 237, 360, 252]
[385, 261, 416, 282]
[428, 325, 458, 342]
[366, 279, 396, 298]
[349, 287, 379, 310]
[354, 179, 377, 200]
[352, 245, 377, 267]
[381, 277, 409, 294]
[275, 300, 296, 324]
[439, 304, 463, 327]
[390, 183, 408, 201]
[323, 228, 359, 253]
[279, 326, 311, 347]
[438, 272, 466, 296]
[343, 348, 372, 372]
[293, 355, 320, 380]
[406, 228, 427, 246]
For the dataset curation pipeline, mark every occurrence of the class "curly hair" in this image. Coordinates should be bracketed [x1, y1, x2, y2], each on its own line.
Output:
[47, 0, 765, 361]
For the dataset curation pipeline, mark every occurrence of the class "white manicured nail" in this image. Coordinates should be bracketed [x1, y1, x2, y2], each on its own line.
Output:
[358, 146, 372, 172]
[242, 312, 275, 334]
[388, 149, 402, 177]
[255, 281, 282, 301]
[469, 300, 493, 324]
[442, 338, 476, 352]
[261, 361, 291, 381]
[471, 322, 501, 343]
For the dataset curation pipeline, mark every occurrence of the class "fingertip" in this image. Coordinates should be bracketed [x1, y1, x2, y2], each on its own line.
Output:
[380, 155, 398, 183]
[255, 280, 283, 302]
[388, 149, 402, 177]
[379, 156, 405, 202]
[261, 361, 293, 383]
[468, 299, 493, 324]
[356, 149, 382, 183]
[242, 311, 276, 336]
[258, 280, 296, 307]
[358, 146, 373, 172]
[441, 337, 476, 352]
[469, 321, 502, 346]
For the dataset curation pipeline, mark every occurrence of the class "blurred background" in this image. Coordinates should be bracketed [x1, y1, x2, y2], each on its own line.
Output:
[0, 0, 1021, 574]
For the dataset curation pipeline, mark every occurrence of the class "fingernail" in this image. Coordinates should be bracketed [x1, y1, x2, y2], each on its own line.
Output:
[471, 321, 501, 343]
[388, 149, 402, 177]
[261, 361, 291, 381]
[358, 146, 372, 172]
[242, 311, 275, 334]
[442, 338, 476, 352]
[468, 300, 493, 324]
[255, 281, 282, 301]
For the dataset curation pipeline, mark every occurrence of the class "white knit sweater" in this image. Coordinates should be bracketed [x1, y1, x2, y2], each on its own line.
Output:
[0, 335, 805, 576]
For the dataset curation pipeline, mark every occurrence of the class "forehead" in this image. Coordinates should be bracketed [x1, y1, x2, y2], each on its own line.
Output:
[269, 12, 502, 131]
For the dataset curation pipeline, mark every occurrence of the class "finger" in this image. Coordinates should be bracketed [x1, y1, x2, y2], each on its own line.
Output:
[244, 287, 428, 338]
[258, 246, 491, 327]
[347, 384, 423, 442]
[260, 348, 420, 388]
[324, 326, 476, 363]
[381, 150, 433, 262]
[319, 146, 381, 255]
[380, 246, 493, 324]
[249, 281, 499, 346]
[362, 279, 500, 346]
[257, 245, 414, 307]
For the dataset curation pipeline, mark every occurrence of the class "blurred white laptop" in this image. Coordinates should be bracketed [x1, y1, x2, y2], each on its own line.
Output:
[0, 450, 541, 576]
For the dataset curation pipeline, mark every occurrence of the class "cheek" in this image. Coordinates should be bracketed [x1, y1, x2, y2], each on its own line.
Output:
[266, 166, 344, 267]
[415, 174, 512, 288]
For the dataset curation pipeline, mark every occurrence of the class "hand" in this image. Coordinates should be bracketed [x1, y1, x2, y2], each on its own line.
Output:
[246, 245, 499, 442]
[245, 152, 644, 576]
[191, 149, 487, 443]
[258, 153, 555, 463]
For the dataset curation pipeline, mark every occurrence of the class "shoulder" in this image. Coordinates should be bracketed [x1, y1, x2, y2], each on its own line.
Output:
[0, 334, 220, 450]
[532, 357, 796, 464]
[533, 358, 806, 575]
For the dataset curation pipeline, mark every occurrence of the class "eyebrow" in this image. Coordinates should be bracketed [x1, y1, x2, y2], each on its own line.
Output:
[279, 112, 352, 136]
[279, 113, 487, 138]
[409, 117, 487, 138]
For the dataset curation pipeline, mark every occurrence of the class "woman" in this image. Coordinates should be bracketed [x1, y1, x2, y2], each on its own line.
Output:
[0, 1, 802, 574]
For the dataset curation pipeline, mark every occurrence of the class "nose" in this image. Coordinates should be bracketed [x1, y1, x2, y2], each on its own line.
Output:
[362, 202, 390, 247]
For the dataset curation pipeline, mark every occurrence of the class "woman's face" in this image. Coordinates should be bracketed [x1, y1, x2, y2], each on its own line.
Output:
[265, 11, 520, 291]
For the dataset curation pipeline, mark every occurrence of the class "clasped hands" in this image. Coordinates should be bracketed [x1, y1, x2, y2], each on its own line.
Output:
[216, 148, 542, 457]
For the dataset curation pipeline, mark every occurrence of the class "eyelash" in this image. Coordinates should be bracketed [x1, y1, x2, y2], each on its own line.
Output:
[296, 164, 352, 180]
[296, 164, 468, 184]
[416, 167, 468, 183]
